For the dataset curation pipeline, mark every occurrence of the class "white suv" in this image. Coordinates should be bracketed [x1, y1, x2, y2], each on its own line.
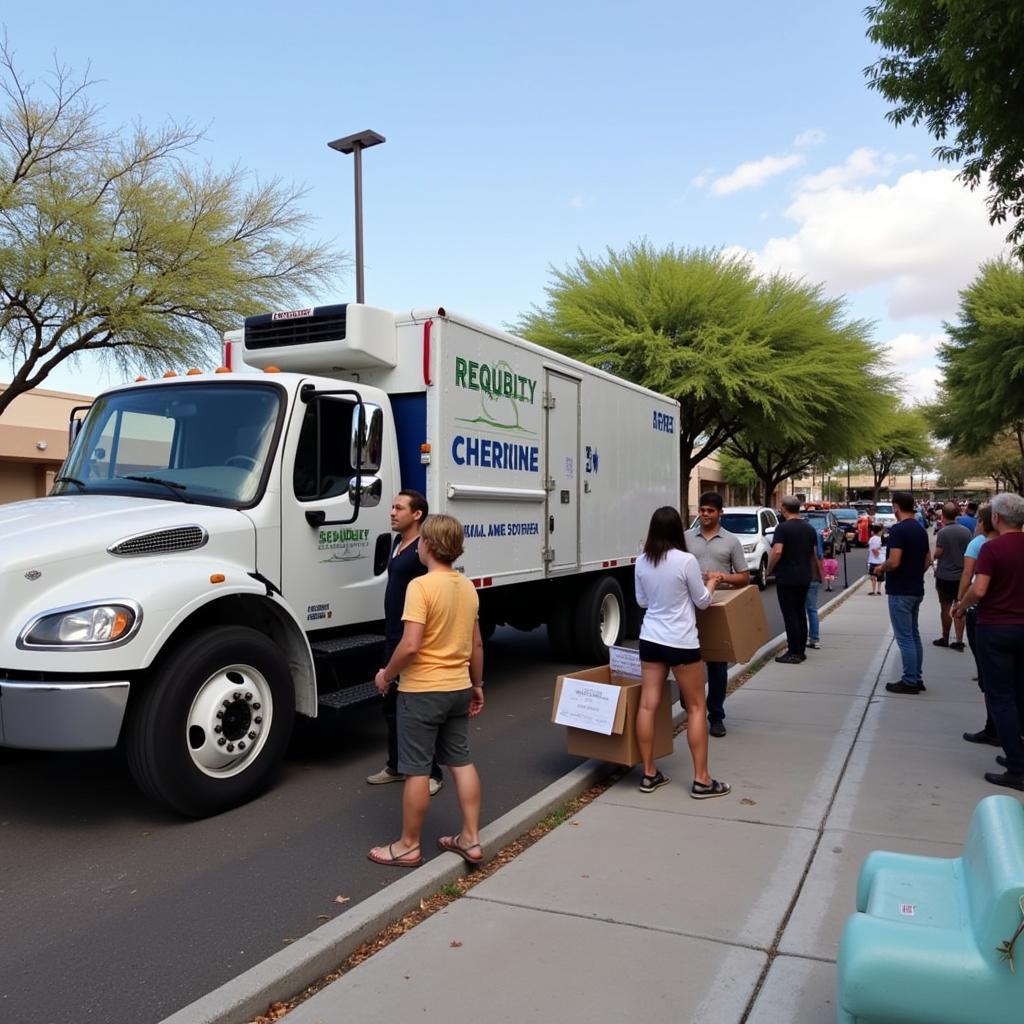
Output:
[873, 501, 897, 537]
[713, 506, 779, 590]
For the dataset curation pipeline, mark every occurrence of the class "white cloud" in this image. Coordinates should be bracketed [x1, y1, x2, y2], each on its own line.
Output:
[690, 168, 713, 190]
[901, 365, 942, 405]
[710, 153, 804, 196]
[568, 194, 591, 209]
[884, 331, 944, 369]
[748, 166, 1008, 318]
[799, 147, 904, 191]
[793, 129, 826, 148]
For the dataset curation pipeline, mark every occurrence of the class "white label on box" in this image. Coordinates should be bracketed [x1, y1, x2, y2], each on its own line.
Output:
[899, 903, 916, 916]
[554, 678, 621, 735]
[609, 645, 642, 679]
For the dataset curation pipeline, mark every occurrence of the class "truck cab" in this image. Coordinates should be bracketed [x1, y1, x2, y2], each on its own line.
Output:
[1, 366, 396, 816]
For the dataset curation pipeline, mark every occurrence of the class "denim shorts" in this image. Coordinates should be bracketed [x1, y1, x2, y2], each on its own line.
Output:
[638, 639, 702, 666]
[396, 689, 472, 776]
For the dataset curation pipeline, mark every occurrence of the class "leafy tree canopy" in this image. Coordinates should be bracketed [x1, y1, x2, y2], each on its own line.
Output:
[930, 259, 1024, 470]
[859, 404, 933, 499]
[516, 241, 890, 513]
[864, 1, 1024, 259]
[0, 37, 344, 418]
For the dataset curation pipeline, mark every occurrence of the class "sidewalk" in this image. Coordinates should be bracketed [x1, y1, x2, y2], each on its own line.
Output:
[168, 582, 1013, 1024]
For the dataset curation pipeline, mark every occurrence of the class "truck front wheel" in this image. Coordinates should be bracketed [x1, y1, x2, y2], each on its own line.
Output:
[126, 626, 295, 817]
[574, 576, 625, 664]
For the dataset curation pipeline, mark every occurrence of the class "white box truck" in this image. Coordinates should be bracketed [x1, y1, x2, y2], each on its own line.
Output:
[0, 304, 679, 815]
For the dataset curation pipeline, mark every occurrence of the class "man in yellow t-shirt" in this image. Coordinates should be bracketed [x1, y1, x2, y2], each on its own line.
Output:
[369, 514, 485, 868]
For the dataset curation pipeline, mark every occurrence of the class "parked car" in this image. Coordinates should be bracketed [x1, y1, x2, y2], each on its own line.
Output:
[693, 506, 779, 590]
[873, 501, 897, 538]
[832, 508, 861, 548]
[803, 509, 845, 557]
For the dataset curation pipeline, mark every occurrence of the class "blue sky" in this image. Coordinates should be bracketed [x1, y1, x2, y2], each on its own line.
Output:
[2, 1, 1009, 399]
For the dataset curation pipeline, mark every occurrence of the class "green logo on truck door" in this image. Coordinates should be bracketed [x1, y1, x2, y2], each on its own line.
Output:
[454, 357, 537, 435]
[318, 527, 370, 562]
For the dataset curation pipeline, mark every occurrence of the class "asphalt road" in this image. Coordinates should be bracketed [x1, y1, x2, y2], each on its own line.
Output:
[0, 557, 869, 1024]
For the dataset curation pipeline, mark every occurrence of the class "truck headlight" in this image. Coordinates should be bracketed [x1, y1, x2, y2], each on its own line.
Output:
[18, 601, 142, 649]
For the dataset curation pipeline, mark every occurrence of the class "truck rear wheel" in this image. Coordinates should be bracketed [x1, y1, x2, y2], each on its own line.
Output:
[125, 626, 295, 817]
[574, 576, 624, 664]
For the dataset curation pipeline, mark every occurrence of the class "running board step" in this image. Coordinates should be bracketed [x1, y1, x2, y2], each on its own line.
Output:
[310, 633, 385, 656]
[318, 681, 380, 709]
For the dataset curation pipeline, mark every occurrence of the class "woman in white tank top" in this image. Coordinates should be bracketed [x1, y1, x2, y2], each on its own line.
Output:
[634, 507, 731, 800]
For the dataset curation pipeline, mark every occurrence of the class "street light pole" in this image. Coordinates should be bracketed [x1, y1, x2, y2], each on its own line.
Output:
[327, 129, 385, 304]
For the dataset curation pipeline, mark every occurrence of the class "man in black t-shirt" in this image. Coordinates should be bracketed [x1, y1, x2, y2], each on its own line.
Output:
[768, 496, 819, 663]
[873, 491, 933, 694]
[366, 489, 444, 794]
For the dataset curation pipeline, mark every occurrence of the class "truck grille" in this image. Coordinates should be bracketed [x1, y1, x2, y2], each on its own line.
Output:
[108, 526, 208, 557]
[244, 304, 348, 350]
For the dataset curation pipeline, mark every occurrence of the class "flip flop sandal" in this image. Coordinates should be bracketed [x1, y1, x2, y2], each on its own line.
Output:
[437, 834, 484, 864]
[367, 843, 422, 868]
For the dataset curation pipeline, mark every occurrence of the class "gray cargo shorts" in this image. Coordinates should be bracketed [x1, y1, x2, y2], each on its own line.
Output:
[396, 689, 473, 776]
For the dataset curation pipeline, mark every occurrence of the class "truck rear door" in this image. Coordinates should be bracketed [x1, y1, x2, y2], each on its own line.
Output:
[544, 371, 580, 575]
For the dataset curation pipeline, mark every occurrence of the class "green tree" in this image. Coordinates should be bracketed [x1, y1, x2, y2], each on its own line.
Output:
[977, 431, 1024, 494]
[930, 259, 1024, 490]
[864, 1, 1024, 259]
[933, 449, 969, 496]
[517, 242, 888, 517]
[860, 406, 933, 500]
[724, 275, 892, 506]
[717, 449, 758, 501]
[0, 39, 343, 418]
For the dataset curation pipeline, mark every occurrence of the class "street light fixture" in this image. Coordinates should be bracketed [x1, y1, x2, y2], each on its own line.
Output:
[327, 129, 385, 304]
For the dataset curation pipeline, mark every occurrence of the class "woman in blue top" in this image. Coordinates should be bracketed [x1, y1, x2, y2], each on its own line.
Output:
[634, 506, 731, 800]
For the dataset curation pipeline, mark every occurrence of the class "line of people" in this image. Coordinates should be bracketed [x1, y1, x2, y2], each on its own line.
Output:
[871, 491, 1024, 792]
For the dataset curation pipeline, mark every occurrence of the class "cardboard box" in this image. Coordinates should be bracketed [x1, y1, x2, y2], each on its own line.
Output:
[552, 664, 673, 767]
[696, 584, 771, 663]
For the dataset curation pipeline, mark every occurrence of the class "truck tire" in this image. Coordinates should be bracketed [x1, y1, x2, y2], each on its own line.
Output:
[125, 625, 295, 817]
[574, 576, 625, 664]
[756, 556, 769, 591]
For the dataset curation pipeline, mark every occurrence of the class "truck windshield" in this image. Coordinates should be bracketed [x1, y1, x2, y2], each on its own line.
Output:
[55, 382, 282, 508]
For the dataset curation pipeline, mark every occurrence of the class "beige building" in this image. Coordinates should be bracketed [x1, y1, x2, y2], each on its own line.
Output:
[0, 384, 95, 503]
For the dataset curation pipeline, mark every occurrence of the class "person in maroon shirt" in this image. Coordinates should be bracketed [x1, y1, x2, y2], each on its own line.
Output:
[953, 491, 1024, 790]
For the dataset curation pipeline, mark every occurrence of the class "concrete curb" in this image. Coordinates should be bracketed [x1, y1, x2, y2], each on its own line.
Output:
[159, 574, 869, 1024]
[159, 759, 612, 1024]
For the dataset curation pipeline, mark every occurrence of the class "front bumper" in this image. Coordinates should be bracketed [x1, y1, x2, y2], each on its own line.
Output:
[0, 678, 130, 750]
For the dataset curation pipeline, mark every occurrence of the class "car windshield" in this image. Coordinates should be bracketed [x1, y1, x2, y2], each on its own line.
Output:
[720, 513, 758, 535]
[833, 509, 858, 523]
[55, 382, 283, 508]
[875, 503, 894, 514]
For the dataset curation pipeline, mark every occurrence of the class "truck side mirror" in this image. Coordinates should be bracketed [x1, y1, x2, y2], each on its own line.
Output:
[348, 475, 382, 508]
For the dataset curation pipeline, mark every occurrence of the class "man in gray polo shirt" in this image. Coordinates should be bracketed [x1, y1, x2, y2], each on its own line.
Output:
[686, 492, 750, 737]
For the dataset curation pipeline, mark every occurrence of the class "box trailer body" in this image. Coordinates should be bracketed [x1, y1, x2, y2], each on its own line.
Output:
[0, 304, 678, 815]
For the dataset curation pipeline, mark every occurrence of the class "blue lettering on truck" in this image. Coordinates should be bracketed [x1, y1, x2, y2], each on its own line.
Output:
[452, 435, 539, 472]
[653, 411, 674, 434]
